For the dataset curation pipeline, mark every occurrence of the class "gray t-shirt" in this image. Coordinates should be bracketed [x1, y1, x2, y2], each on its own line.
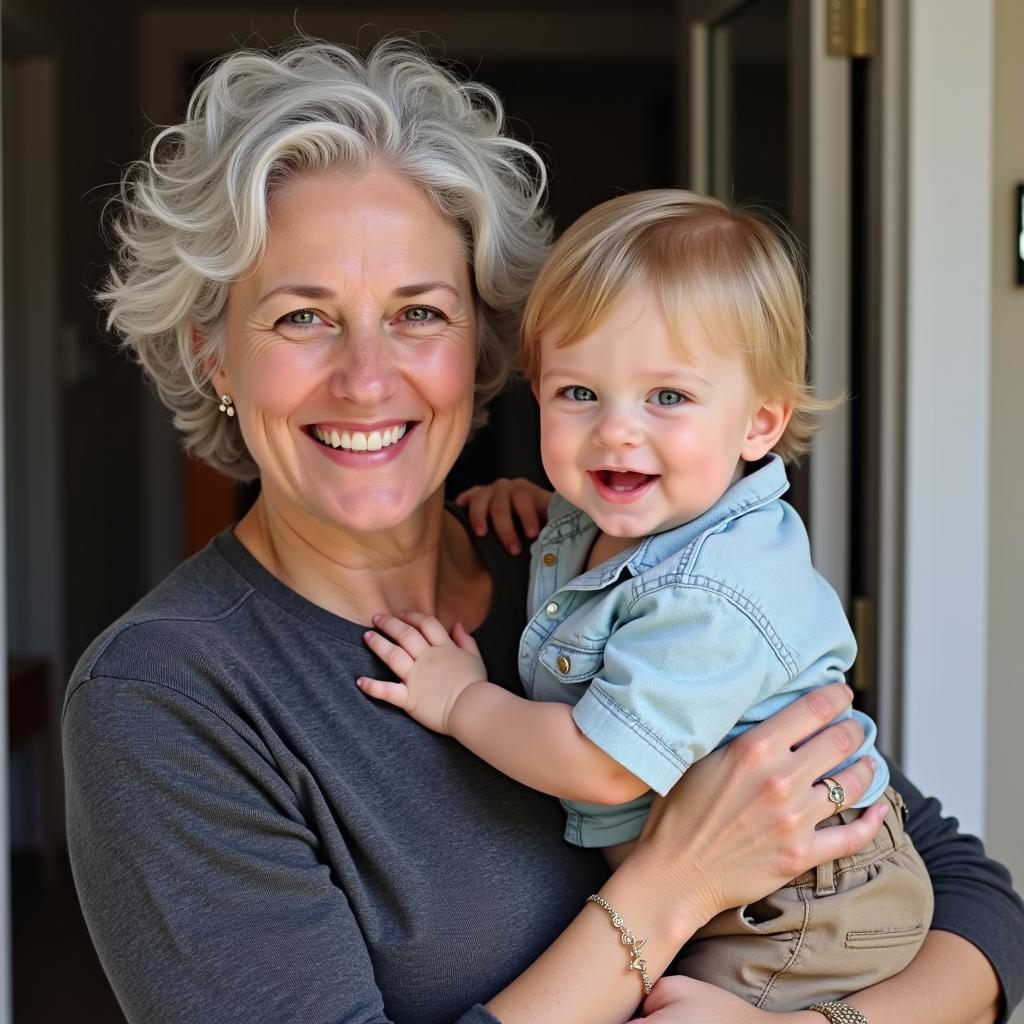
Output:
[63, 522, 1024, 1024]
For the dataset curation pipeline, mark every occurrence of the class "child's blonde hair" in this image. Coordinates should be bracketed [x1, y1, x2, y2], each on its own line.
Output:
[521, 189, 835, 463]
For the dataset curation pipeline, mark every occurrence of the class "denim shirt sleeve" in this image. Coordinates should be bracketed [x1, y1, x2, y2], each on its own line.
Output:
[571, 583, 791, 795]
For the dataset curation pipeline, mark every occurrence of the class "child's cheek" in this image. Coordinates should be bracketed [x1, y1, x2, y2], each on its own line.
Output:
[538, 414, 580, 495]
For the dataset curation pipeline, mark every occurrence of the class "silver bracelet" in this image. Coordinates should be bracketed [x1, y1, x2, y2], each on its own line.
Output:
[585, 894, 653, 995]
[807, 1001, 869, 1024]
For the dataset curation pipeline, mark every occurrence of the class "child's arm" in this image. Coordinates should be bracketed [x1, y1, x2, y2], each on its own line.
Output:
[357, 612, 648, 805]
[455, 477, 553, 554]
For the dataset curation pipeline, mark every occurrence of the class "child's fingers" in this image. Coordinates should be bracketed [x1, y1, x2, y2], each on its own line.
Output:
[489, 495, 520, 555]
[369, 613, 430, 657]
[355, 676, 410, 708]
[453, 485, 481, 508]
[363, 628, 416, 677]
[465, 489, 494, 537]
[398, 611, 451, 646]
[511, 488, 541, 539]
[451, 622, 481, 657]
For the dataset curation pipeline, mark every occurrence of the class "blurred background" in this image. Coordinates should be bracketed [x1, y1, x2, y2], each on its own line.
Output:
[1, 0, 1021, 1020]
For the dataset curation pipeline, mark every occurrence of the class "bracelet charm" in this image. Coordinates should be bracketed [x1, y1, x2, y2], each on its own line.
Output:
[807, 1000, 869, 1023]
[586, 894, 654, 995]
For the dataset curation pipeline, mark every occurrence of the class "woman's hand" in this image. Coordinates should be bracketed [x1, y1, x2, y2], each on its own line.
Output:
[627, 976, 809, 1023]
[630, 682, 887, 939]
[455, 478, 552, 554]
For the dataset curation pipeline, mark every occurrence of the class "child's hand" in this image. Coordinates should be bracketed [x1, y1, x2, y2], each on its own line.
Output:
[455, 477, 552, 555]
[357, 612, 488, 734]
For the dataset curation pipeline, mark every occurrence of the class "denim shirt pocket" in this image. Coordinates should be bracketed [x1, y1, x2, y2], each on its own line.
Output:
[537, 638, 606, 686]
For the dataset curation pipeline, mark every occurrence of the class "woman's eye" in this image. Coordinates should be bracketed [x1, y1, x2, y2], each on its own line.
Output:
[399, 305, 444, 324]
[280, 309, 324, 328]
[559, 385, 597, 402]
[650, 388, 686, 407]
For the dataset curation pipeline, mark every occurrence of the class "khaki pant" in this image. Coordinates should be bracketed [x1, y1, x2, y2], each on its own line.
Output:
[673, 787, 933, 1012]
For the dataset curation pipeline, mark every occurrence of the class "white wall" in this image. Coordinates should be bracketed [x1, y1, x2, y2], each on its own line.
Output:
[987, 3, 1024, 1019]
[902, 0, 993, 838]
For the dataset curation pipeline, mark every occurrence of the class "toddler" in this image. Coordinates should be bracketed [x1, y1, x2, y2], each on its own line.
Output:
[358, 190, 932, 1012]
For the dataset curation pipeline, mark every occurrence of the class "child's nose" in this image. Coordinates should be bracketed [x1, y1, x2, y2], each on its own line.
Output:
[592, 408, 643, 448]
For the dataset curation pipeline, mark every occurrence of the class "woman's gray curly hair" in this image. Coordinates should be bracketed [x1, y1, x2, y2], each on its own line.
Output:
[99, 39, 552, 480]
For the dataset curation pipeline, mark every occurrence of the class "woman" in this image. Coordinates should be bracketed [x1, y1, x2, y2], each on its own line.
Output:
[63, 40, 1023, 1024]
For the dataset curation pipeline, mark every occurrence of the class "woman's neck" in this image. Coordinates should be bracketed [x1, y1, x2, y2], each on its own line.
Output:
[234, 489, 489, 630]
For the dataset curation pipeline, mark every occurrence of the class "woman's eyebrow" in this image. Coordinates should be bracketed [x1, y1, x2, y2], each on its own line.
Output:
[256, 283, 335, 306]
[392, 281, 462, 299]
[256, 281, 462, 307]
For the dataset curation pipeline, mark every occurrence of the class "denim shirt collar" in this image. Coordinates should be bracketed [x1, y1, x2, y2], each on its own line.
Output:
[544, 453, 790, 591]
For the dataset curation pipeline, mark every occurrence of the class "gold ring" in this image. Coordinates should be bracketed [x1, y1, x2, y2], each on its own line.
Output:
[822, 776, 846, 814]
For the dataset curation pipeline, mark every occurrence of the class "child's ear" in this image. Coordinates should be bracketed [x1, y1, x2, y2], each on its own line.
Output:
[741, 398, 793, 462]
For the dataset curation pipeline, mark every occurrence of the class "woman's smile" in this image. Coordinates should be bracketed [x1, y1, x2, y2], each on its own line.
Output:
[309, 421, 411, 453]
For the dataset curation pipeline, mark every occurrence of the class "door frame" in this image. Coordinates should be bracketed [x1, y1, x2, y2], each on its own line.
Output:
[900, 0, 993, 837]
[679, 0, 852, 605]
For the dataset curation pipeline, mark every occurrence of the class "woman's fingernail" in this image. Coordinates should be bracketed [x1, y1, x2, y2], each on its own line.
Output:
[867, 757, 878, 772]
[475, 526, 486, 536]
[844, 683, 854, 698]
[509, 544, 521, 555]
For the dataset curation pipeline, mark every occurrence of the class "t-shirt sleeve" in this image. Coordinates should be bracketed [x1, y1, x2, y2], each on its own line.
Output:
[571, 586, 787, 795]
[890, 760, 1024, 1022]
[63, 673, 497, 1024]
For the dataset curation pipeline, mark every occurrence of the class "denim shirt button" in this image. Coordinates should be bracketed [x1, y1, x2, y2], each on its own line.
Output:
[556, 655, 571, 674]
[545, 601, 559, 616]
[542, 552, 557, 567]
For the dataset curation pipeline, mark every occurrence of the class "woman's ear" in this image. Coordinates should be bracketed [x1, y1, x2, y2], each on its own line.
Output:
[192, 322, 228, 394]
[741, 398, 793, 462]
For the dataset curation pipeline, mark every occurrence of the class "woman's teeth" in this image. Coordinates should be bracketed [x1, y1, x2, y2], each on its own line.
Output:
[313, 423, 408, 452]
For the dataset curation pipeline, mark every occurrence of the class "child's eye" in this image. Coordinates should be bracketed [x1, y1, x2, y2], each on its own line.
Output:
[649, 388, 687, 407]
[558, 385, 598, 402]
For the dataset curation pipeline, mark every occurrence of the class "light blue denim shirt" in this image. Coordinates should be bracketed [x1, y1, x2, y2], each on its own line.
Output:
[519, 454, 888, 847]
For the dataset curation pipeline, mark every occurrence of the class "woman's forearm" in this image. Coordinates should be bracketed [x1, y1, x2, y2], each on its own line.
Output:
[485, 842, 709, 1024]
[841, 930, 1000, 1024]
[774, 931, 999, 1024]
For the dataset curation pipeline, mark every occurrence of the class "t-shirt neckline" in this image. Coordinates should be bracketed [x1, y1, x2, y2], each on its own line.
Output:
[211, 505, 522, 653]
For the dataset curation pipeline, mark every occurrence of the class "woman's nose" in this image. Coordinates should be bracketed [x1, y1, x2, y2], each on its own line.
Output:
[328, 331, 397, 405]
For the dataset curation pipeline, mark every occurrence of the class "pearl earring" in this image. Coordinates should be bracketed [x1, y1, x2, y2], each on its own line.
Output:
[218, 394, 235, 418]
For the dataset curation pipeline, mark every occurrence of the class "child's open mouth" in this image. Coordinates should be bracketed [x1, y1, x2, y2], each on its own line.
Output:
[588, 469, 658, 503]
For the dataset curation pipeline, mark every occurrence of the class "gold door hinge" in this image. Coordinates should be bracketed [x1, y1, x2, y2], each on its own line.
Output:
[826, 0, 878, 59]
[850, 596, 876, 696]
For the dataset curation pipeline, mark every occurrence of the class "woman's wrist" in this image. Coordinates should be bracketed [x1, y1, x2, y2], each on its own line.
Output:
[602, 836, 712, 955]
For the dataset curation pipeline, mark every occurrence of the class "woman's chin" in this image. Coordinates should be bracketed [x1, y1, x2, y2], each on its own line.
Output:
[314, 484, 441, 537]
